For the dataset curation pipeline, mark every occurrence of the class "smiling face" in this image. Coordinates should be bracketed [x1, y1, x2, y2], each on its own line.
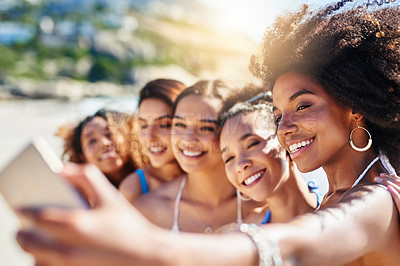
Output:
[272, 72, 353, 172]
[138, 98, 176, 168]
[81, 116, 125, 176]
[220, 111, 288, 202]
[171, 95, 223, 173]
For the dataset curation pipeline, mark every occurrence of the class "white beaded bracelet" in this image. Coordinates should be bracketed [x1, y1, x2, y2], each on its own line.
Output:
[240, 223, 283, 266]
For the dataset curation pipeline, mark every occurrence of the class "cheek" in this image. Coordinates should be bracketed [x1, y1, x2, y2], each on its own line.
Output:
[82, 150, 95, 163]
[158, 131, 171, 144]
[225, 168, 239, 187]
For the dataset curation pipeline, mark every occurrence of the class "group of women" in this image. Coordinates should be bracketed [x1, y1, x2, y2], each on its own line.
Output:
[15, 1, 400, 265]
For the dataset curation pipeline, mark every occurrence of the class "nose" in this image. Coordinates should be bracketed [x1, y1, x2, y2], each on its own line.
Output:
[180, 126, 198, 142]
[276, 113, 298, 137]
[142, 124, 158, 142]
[100, 136, 114, 151]
[235, 157, 253, 174]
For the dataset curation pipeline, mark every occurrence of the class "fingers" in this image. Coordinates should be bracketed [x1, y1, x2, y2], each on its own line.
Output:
[387, 181, 400, 212]
[17, 229, 72, 266]
[374, 173, 400, 212]
[62, 163, 121, 207]
[17, 207, 92, 245]
[374, 173, 400, 186]
[17, 229, 134, 266]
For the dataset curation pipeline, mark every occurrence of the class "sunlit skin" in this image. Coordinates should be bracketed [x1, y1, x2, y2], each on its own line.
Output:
[119, 98, 182, 204]
[171, 95, 223, 174]
[138, 98, 176, 168]
[134, 94, 267, 232]
[220, 111, 317, 222]
[220, 111, 283, 202]
[272, 72, 384, 206]
[80, 117, 125, 182]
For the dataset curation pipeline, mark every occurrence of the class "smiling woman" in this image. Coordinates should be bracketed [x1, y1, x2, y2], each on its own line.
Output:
[134, 80, 268, 233]
[57, 109, 143, 188]
[119, 79, 186, 204]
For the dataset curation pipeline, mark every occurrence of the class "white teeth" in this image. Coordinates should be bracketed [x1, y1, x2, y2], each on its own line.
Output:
[182, 150, 202, 157]
[244, 171, 264, 186]
[289, 139, 313, 153]
[150, 147, 164, 153]
[100, 152, 115, 160]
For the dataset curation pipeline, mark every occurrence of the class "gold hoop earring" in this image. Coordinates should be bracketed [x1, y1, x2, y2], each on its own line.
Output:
[236, 189, 252, 201]
[349, 121, 372, 152]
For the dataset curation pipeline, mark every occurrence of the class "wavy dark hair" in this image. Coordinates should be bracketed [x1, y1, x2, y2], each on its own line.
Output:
[172, 79, 236, 121]
[139, 79, 186, 107]
[249, 3, 400, 172]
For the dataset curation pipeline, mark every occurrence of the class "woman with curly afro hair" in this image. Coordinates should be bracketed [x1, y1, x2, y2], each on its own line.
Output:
[16, 2, 400, 266]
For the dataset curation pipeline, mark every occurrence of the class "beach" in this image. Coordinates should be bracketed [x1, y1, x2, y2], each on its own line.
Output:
[0, 97, 137, 266]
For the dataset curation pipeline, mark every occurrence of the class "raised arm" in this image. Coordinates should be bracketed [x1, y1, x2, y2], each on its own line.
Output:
[260, 184, 400, 265]
[375, 173, 400, 212]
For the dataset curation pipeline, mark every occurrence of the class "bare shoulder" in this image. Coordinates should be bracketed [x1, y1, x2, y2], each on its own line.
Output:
[340, 183, 393, 207]
[119, 171, 142, 204]
[134, 176, 186, 229]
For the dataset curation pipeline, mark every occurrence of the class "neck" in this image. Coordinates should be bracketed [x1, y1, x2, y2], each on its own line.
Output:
[185, 164, 236, 206]
[147, 161, 183, 183]
[107, 163, 135, 188]
[322, 147, 383, 206]
[267, 162, 316, 223]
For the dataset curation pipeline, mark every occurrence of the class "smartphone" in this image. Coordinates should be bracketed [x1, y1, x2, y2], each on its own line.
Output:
[0, 137, 89, 211]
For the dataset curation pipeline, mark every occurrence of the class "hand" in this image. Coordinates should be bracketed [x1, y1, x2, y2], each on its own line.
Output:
[17, 163, 162, 266]
[375, 173, 400, 212]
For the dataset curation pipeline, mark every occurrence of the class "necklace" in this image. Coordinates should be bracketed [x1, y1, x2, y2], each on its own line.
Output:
[172, 177, 243, 233]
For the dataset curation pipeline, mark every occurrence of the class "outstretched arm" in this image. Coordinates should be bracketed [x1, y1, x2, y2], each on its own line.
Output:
[17, 163, 257, 266]
[17, 164, 400, 266]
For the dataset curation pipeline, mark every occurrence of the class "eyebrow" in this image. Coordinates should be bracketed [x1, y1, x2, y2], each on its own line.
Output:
[221, 133, 253, 154]
[173, 116, 219, 125]
[289, 89, 314, 102]
[273, 89, 314, 112]
[139, 114, 172, 122]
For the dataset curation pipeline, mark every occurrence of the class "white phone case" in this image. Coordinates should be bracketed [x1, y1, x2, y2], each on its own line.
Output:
[0, 137, 88, 210]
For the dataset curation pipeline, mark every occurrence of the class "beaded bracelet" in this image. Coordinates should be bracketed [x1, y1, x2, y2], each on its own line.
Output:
[240, 223, 283, 266]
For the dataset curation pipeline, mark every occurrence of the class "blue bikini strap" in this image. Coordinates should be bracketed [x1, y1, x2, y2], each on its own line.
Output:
[136, 169, 148, 194]
[260, 209, 272, 225]
[307, 179, 323, 208]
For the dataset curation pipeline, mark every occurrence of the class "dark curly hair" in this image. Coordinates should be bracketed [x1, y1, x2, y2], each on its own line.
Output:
[249, 3, 400, 172]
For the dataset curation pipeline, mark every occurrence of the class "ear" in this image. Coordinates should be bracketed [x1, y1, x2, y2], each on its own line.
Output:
[350, 111, 364, 122]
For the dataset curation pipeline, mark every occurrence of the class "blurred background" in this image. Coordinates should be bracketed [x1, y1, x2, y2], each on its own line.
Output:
[0, 0, 334, 265]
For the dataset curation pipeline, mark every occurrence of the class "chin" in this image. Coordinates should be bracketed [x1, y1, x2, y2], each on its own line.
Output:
[295, 162, 318, 173]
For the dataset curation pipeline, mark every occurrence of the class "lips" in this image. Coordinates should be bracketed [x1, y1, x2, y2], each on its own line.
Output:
[288, 138, 314, 154]
[99, 151, 118, 161]
[181, 148, 206, 158]
[243, 169, 265, 186]
[149, 146, 167, 154]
